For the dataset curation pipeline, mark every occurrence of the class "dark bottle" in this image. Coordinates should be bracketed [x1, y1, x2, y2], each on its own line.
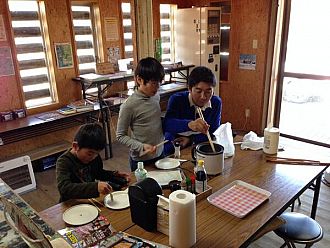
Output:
[195, 159, 207, 194]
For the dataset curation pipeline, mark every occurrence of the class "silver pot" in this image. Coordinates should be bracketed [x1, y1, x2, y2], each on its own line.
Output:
[195, 142, 224, 175]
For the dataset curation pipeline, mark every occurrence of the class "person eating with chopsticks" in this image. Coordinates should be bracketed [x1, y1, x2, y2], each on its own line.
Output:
[163, 66, 222, 155]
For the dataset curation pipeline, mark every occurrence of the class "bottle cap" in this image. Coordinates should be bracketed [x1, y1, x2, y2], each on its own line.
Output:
[174, 141, 180, 147]
[197, 159, 204, 166]
[137, 161, 144, 169]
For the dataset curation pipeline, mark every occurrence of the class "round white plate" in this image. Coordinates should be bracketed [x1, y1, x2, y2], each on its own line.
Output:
[155, 158, 180, 169]
[104, 191, 130, 210]
[62, 204, 98, 226]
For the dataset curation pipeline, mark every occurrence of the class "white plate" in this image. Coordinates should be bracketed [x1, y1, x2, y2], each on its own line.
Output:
[62, 204, 98, 225]
[104, 191, 130, 210]
[155, 158, 180, 169]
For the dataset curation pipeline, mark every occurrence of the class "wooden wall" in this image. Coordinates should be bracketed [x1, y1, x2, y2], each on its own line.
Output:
[220, 0, 273, 134]
[0, 0, 23, 111]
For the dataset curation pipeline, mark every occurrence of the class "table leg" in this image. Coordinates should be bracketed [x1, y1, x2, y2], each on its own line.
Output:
[311, 175, 321, 219]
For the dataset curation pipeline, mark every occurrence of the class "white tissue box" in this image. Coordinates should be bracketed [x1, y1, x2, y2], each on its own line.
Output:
[157, 199, 169, 235]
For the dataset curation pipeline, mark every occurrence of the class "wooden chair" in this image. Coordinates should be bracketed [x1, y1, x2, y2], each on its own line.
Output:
[274, 212, 323, 248]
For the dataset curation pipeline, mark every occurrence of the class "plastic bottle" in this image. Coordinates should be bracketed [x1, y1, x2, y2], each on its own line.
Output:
[174, 141, 181, 159]
[135, 162, 147, 182]
[195, 160, 207, 194]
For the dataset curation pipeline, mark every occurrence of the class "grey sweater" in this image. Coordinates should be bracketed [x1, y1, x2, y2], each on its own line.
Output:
[116, 90, 164, 161]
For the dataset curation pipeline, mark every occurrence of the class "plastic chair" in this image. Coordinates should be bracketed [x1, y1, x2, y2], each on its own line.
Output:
[274, 212, 323, 248]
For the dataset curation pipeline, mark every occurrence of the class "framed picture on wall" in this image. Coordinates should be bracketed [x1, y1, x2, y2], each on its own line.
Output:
[54, 43, 74, 69]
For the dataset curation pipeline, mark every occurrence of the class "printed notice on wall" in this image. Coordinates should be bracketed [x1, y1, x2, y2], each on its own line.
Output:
[0, 47, 15, 76]
[0, 15, 7, 41]
[105, 17, 119, 41]
[239, 54, 256, 70]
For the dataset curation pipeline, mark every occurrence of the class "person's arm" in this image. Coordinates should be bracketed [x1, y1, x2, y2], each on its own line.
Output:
[56, 156, 99, 201]
[163, 93, 194, 133]
[116, 102, 144, 154]
[193, 96, 222, 144]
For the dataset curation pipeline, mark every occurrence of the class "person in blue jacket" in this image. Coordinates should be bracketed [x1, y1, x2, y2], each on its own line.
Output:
[163, 66, 222, 155]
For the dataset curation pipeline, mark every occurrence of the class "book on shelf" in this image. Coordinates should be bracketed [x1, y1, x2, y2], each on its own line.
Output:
[67, 99, 96, 112]
[57, 106, 77, 115]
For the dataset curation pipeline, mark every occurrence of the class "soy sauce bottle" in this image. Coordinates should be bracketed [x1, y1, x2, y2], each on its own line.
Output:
[195, 159, 207, 194]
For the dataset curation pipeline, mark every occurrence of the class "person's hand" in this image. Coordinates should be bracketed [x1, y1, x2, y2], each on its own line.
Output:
[142, 143, 157, 155]
[174, 137, 191, 149]
[116, 171, 131, 183]
[98, 182, 112, 195]
[188, 118, 210, 134]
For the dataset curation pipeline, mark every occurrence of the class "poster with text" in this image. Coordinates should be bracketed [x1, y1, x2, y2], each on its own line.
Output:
[0, 47, 15, 76]
[105, 17, 119, 41]
[0, 15, 7, 41]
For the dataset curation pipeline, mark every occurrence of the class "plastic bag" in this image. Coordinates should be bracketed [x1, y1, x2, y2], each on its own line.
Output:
[213, 122, 235, 158]
[240, 131, 264, 151]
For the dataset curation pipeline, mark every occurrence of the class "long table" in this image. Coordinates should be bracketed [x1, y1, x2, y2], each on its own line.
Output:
[39, 137, 330, 247]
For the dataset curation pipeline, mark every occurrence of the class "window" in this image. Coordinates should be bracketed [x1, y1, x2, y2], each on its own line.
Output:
[121, 2, 134, 62]
[71, 3, 100, 75]
[9, 0, 56, 108]
[121, 1, 135, 90]
[275, 0, 330, 147]
[160, 4, 175, 62]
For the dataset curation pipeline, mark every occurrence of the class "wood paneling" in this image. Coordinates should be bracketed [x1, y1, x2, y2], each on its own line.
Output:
[220, 0, 272, 135]
[44, 0, 81, 109]
[0, 0, 24, 111]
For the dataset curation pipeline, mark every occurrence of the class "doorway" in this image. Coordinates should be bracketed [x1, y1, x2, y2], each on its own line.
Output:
[275, 0, 330, 147]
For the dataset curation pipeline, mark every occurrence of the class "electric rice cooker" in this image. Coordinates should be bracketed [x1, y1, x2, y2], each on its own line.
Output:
[194, 142, 224, 175]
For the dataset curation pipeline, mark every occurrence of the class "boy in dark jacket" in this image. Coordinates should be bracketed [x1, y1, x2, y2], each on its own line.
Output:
[56, 123, 130, 202]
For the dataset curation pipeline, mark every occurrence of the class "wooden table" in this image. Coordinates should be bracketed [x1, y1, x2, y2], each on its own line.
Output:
[163, 64, 194, 84]
[39, 137, 330, 247]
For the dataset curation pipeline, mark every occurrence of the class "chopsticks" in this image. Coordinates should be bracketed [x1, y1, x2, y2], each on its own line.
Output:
[88, 199, 102, 212]
[266, 156, 328, 166]
[140, 140, 169, 156]
[196, 107, 216, 153]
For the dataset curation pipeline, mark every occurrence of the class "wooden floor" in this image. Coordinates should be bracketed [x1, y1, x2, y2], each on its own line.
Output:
[21, 141, 330, 247]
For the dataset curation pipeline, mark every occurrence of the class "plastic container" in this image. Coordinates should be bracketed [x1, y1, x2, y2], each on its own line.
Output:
[195, 160, 207, 194]
[134, 162, 147, 182]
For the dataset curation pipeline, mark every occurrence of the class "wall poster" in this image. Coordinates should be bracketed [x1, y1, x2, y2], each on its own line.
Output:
[104, 17, 119, 41]
[239, 54, 256, 70]
[0, 15, 7, 41]
[0, 47, 15, 76]
[54, 43, 74, 69]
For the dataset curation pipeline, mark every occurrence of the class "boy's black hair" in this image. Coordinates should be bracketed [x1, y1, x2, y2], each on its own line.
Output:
[74, 123, 106, 150]
[134, 57, 165, 85]
[188, 66, 216, 89]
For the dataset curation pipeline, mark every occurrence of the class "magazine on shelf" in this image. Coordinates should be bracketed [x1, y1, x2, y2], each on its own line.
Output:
[57, 106, 77, 115]
[67, 99, 95, 112]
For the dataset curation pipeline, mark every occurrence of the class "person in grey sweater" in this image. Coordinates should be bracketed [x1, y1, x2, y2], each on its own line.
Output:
[116, 57, 165, 171]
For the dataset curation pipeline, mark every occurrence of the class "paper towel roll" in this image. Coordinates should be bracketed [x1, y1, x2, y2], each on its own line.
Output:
[169, 190, 196, 248]
[263, 127, 280, 154]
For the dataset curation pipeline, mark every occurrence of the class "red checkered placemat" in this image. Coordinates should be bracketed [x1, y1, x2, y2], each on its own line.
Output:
[209, 184, 269, 218]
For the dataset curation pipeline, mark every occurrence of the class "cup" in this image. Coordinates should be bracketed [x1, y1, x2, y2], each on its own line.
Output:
[263, 127, 280, 154]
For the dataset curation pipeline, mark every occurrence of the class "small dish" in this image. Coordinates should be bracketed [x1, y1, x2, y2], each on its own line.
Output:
[62, 204, 98, 225]
[155, 158, 180, 169]
[104, 191, 130, 210]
